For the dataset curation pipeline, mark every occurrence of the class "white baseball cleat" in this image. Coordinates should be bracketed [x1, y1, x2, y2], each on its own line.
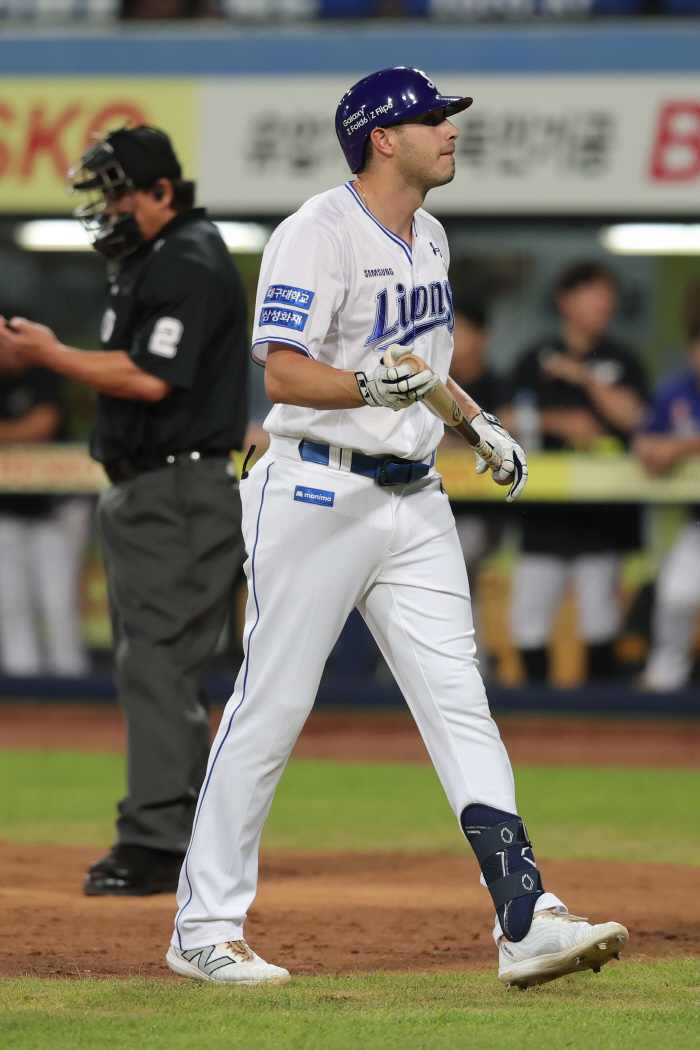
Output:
[166, 940, 291, 986]
[498, 908, 629, 989]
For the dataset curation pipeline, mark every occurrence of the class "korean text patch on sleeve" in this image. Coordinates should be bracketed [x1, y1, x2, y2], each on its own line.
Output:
[258, 306, 308, 332]
[263, 285, 315, 310]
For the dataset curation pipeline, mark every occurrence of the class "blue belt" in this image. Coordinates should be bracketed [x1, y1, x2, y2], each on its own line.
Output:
[299, 439, 434, 487]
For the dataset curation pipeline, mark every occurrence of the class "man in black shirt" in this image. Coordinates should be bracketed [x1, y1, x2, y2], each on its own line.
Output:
[446, 299, 506, 565]
[0, 356, 88, 676]
[444, 298, 507, 678]
[505, 261, 647, 683]
[0, 127, 249, 894]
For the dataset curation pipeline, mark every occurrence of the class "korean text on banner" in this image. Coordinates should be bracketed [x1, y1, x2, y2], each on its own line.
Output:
[199, 75, 700, 215]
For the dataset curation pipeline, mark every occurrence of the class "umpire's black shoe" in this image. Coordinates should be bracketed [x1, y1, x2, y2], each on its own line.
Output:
[83, 843, 185, 897]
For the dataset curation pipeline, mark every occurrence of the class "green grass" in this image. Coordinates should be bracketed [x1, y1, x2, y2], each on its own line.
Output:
[1, 752, 697, 1048]
[1, 963, 698, 1050]
[1, 749, 699, 863]
[0, 750, 124, 846]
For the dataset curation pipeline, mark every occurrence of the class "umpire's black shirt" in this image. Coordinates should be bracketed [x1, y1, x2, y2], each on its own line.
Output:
[91, 208, 248, 464]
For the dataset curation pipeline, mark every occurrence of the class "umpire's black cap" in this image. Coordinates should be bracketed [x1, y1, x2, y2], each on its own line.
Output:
[72, 125, 182, 192]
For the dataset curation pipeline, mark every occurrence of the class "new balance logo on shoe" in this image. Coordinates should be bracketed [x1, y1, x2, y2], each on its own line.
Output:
[182, 945, 238, 978]
[166, 941, 291, 986]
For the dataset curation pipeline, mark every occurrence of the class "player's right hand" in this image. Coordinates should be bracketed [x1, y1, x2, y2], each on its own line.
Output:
[470, 411, 529, 502]
[355, 363, 439, 411]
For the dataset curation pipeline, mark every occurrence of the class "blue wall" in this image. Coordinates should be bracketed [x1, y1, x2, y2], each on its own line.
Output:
[3, 23, 700, 76]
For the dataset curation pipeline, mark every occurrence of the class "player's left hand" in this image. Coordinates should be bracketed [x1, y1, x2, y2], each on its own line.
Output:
[0, 316, 57, 367]
[356, 362, 440, 411]
[470, 411, 528, 502]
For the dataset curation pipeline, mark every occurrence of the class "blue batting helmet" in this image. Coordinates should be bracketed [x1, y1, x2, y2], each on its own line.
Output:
[335, 67, 473, 174]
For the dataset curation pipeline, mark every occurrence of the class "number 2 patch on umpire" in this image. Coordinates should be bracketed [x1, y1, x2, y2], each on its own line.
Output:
[294, 485, 334, 507]
[148, 317, 183, 359]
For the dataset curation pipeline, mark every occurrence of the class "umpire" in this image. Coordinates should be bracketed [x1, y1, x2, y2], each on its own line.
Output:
[0, 126, 249, 895]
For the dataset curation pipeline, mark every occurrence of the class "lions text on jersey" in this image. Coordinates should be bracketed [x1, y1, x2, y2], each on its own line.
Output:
[251, 182, 454, 461]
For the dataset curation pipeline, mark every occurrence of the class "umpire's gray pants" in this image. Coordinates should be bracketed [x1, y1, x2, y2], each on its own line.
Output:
[98, 456, 244, 854]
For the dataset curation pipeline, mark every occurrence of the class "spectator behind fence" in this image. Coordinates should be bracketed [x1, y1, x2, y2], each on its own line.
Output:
[0, 340, 89, 675]
[447, 298, 507, 565]
[636, 317, 700, 690]
[445, 298, 508, 677]
[505, 261, 647, 684]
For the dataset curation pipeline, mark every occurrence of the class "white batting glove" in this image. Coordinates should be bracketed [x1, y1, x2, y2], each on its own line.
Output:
[355, 362, 439, 411]
[470, 411, 528, 503]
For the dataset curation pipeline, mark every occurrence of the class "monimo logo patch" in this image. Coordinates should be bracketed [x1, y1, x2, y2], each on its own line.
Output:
[294, 485, 334, 507]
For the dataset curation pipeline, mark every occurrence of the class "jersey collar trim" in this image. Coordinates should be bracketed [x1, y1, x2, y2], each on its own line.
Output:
[345, 182, 413, 265]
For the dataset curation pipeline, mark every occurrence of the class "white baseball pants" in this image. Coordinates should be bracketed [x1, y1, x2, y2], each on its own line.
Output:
[644, 521, 700, 690]
[510, 552, 622, 650]
[173, 436, 530, 950]
[0, 499, 90, 675]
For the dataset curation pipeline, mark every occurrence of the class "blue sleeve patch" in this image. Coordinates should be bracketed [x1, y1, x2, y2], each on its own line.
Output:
[264, 284, 314, 310]
[294, 485, 334, 507]
[259, 306, 308, 332]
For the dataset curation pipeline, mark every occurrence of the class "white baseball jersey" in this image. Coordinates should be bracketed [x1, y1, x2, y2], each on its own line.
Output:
[251, 182, 454, 461]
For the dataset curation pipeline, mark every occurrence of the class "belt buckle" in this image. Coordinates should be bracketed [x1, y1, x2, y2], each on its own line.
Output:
[376, 457, 409, 487]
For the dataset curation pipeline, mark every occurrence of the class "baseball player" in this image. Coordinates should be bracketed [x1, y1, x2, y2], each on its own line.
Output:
[167, 67, 627, 989]
[637, 316, 700, 690]
[506, 261, 647, 684]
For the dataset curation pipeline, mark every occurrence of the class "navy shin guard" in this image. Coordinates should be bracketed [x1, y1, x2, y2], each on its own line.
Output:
[461, 804, 544, 942]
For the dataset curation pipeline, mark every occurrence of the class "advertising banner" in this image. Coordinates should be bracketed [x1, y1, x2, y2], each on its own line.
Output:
[5, 443, 700, 503]
[0, 78, 196, 212]
[3, 74, 700, 215]
[199, 75, 700, 215]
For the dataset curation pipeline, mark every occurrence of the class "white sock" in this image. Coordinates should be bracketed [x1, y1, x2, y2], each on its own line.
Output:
[492, 892, 568, 945]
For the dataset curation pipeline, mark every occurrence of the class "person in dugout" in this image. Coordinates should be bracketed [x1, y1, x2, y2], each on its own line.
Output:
[504, 261, 648, 684]
[0, 126, 249, 895]
[0, 322, 89, 677]
[445, 298, 507, 674]
[635, 316, 700, 690]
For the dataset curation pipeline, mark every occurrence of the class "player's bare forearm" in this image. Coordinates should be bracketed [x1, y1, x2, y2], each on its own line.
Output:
[445, 376, 482, 423]
[0, 403, 61, 442]
[0, 317, 171, 402]
[584, 380, 644, 434]
[265, 345, 365, 409]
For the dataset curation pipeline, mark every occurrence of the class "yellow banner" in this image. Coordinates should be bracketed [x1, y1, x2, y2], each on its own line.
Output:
[0, 78, 196, 212]
[439, 449, 700, 502]
[2, 445, 700, 501]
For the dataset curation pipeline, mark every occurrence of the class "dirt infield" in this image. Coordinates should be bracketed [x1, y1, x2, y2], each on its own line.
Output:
[1, 842, 697, 980]
[2, 704, 699, 979]
[2, 703, 700, 768]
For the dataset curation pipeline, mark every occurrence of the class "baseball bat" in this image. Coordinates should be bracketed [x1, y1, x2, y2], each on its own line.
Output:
[385, 345, 510, 479]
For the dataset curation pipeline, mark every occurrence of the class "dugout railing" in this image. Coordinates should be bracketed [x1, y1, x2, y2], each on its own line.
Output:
[0, 444, 696, 714]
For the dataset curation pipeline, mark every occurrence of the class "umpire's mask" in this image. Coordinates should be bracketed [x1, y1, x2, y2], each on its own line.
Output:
[68, 125, 182, 263]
